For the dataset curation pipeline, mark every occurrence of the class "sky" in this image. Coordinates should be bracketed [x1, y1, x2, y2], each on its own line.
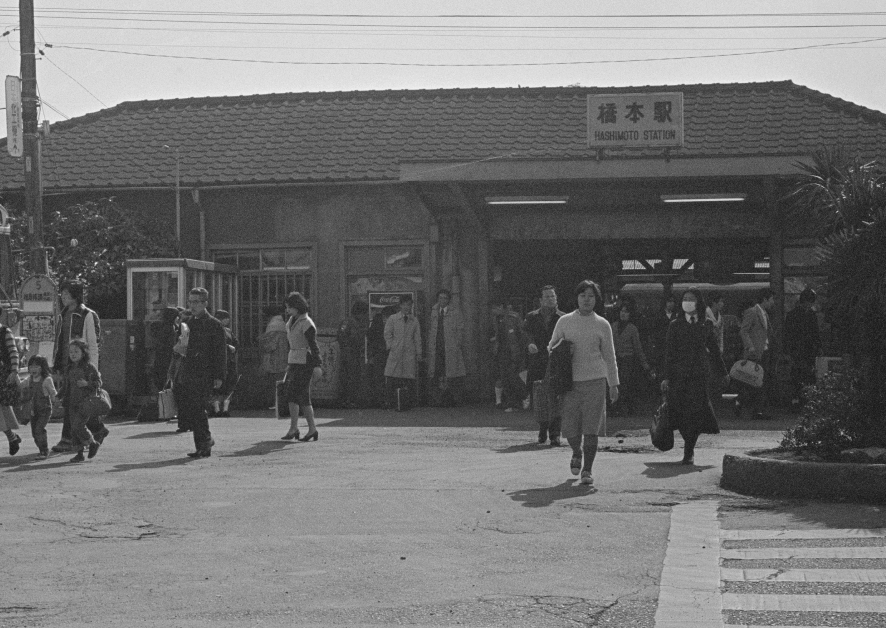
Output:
[0, 1, 882, 124]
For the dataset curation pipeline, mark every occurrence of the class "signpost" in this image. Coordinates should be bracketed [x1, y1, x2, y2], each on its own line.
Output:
[588, 92, 683, 149]
[5, 75, 23, 158]
[20, 274, 58, 363]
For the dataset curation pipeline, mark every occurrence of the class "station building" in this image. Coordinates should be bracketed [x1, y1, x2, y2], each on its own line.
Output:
[2, 80, 885, 403]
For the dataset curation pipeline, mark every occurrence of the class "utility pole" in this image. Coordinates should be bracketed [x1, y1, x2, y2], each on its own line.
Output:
[20, 0, 45, 275]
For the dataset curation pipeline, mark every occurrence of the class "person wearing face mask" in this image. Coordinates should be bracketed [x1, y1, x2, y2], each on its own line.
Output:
[548, 280, 619, 489]
[660, 288, 729, 465]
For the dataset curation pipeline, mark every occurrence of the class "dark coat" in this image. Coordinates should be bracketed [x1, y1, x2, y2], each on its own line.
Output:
[180, 312, 227, 384]
[523, 308, 564, 381]
[663, 317, 727, 434]
[546, 339, 573, 396]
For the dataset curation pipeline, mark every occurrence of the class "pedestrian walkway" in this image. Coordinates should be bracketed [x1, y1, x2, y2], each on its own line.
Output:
[656, 503, 886, 628]
[721, 527, 886, 627]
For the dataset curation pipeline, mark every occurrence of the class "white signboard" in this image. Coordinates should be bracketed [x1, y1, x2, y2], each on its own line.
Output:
[21, 275, 57, 314]
[587, 92, 683, 148]
[5, 76, 23, 158]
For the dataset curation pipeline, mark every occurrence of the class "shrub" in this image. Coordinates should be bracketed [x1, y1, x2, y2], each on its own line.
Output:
[780, 369, 869, 460]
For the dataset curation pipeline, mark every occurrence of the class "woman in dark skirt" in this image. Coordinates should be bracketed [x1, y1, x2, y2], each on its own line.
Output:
[281, 292, 323, 442]
[660, 287, 729, 465]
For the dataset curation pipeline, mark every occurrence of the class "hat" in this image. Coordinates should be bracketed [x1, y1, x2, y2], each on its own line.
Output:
[215, 309, 230, 319]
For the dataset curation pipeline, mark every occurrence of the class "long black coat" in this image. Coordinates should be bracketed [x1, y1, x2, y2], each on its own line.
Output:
[663, 317, 727, 434]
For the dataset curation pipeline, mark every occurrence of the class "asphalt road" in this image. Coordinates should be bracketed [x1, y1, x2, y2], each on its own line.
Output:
[2, 404, 884, 627]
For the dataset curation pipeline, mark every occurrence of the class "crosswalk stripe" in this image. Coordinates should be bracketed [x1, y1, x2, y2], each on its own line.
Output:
[722, 592, 886, 612]
[722, 528, 886, 540]
[655, 501, 723, 628]
[722, 546, 886, 560]
[721, 567, 886, 582]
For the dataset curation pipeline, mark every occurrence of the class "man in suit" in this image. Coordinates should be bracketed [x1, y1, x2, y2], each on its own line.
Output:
[738, 288, 775, 420]
[523, 285, 565, 445]
[178, 287, 227, 458]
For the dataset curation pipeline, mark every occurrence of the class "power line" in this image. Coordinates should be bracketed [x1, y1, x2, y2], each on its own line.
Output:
[54, 36, 886, 67]
[11, 8, 886, 19]
[7, 14, 886, 30]
[39, 48, 108, 107]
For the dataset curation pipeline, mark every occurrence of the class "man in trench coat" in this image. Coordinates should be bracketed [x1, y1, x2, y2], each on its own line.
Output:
[427, 289, 467, 406]
[384, 294, 423, 410]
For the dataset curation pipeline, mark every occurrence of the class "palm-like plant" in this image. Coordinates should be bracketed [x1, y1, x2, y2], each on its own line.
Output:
[789, 147, 886, 444]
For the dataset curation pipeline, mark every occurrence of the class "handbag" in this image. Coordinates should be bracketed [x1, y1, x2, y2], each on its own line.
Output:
[649, 397, 674, 452]
[729, 359, 765, 388]
[158, 381, 177, 420]
[82, 388, 112, 418]
[276, 371, 290, 419]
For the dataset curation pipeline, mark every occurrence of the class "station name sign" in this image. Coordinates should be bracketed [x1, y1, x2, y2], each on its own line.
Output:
[587, 92, 683, 148]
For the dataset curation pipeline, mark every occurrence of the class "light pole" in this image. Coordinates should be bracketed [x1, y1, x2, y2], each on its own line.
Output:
[163, 144, 181, 252]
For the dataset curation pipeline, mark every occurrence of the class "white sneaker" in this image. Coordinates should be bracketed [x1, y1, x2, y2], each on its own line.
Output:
[580, 471, 594, 486]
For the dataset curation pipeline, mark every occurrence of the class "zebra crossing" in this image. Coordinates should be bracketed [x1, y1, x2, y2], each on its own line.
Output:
[655, 502, 886, 628]
[720, 527, 886, 627]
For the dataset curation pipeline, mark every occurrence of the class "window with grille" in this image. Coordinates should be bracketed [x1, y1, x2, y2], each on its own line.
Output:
[213, 248, 313, 346]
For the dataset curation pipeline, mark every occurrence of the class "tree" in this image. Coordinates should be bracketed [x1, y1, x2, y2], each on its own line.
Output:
[11, 197, 178, 318]
[789, 147, 886, 444]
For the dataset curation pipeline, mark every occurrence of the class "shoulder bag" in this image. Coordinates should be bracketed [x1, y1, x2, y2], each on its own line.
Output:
[82, 388, 112, 418]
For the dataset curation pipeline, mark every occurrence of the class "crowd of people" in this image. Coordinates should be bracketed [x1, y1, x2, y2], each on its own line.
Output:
[3, 276, 821, 485]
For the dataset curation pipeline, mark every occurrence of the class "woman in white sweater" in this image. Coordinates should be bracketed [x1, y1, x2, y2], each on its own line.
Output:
[548, 280, 619, 488]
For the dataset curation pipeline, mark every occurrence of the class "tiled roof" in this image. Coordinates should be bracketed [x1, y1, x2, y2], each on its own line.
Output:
[2, 80, 886, 190]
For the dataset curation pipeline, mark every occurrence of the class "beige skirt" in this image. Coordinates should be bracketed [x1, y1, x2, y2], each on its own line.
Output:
[0, 405, 20, 431]
[560, 378, 607, 438]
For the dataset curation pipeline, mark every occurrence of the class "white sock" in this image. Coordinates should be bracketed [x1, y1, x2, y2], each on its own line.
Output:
[494, 387, 503, 405]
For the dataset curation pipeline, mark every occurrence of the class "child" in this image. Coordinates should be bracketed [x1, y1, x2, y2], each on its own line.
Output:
[20, 355, 58, 459]
[58, 339, 102, 463]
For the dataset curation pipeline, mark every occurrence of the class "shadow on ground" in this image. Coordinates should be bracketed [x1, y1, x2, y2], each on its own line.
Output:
[508, 479, 597, 508]
[224, 440, 294, 457]
[641, 461, 716, 478]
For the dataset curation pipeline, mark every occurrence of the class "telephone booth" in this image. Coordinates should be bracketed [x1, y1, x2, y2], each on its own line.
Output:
[119, 259, 238, 407]
[126, 258, 238, 325]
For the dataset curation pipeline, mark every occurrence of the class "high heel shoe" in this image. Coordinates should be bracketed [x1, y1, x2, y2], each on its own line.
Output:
[281, 430, 300, 441]
[299, 430, 319, 442]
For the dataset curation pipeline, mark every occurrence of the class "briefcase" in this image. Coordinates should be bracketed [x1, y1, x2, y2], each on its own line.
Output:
[275, 379, 290, 419]
[158, 385, 177, 421]
[730, 360, 765, 388]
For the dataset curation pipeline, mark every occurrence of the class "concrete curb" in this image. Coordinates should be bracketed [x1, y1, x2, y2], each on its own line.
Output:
[721, 452, 886, 504]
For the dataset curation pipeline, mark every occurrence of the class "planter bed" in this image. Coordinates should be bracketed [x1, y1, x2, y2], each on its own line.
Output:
[721, 449, 886, 504]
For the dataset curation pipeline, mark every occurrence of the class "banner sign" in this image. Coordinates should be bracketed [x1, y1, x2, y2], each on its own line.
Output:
[588, 92, 683, 148]
[5, 76, 23, 158]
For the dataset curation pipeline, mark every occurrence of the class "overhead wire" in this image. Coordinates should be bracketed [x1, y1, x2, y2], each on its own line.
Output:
[52, 36, 886, 67]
